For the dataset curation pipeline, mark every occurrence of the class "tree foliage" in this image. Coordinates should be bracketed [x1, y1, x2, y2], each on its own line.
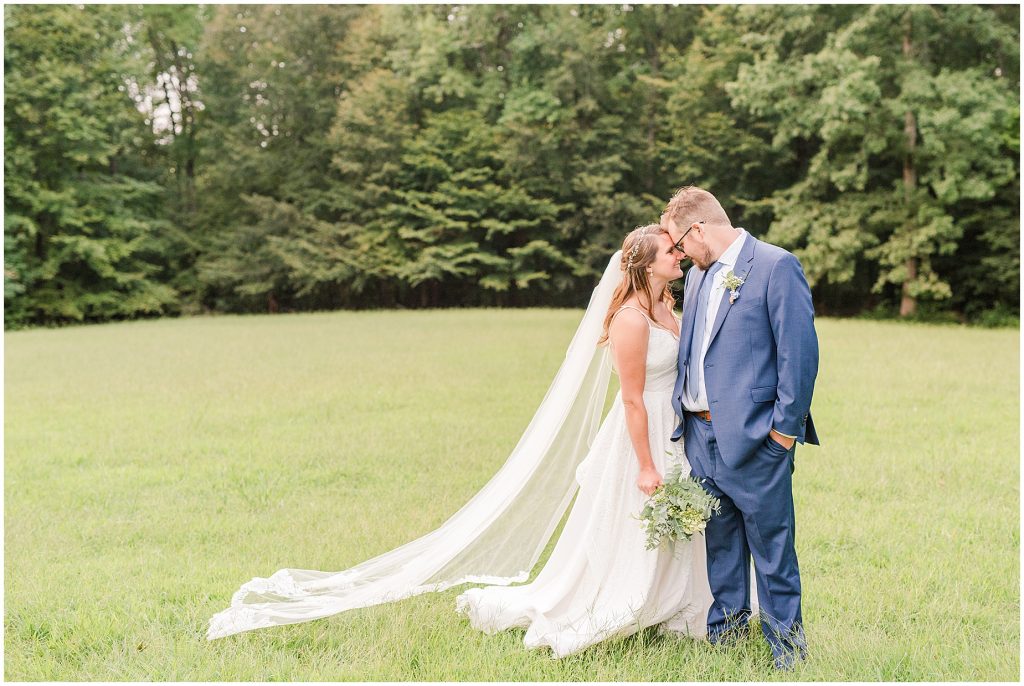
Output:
[728, 4, 1019, 316]
[4, 4, 1019, 327]
[4, 5, 180, 324]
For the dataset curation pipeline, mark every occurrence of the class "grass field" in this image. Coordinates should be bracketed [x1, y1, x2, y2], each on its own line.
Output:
[4, 310, 1019, 680]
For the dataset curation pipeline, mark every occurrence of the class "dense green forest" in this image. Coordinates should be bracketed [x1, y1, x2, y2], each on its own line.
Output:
[4, 4, 1019, 328]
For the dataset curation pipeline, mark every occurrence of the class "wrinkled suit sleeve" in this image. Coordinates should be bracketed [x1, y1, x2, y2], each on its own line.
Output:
[765, 252, 818, 439]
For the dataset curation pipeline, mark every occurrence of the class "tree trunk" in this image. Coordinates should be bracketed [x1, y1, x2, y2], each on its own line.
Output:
[900, 13, 918, 318]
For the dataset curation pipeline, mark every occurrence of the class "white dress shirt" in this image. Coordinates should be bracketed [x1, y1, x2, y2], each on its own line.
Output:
[682, 229, 747, 412]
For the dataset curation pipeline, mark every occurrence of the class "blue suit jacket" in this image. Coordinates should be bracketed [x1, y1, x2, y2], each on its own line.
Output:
[671, 235, 820, 467]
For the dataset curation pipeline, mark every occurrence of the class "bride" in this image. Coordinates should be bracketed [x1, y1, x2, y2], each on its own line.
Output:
[208, 225, 713, 657]
[456, 225, 712, 656]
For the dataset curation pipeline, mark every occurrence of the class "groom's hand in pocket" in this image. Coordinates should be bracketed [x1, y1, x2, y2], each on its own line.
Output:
[768, 428, 795, 451]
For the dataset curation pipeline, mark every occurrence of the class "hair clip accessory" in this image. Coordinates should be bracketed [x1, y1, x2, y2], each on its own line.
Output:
[626, 226, 653, 271]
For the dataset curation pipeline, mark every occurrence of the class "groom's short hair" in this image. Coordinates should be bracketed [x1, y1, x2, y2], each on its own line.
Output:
[664, 186, 731, 228]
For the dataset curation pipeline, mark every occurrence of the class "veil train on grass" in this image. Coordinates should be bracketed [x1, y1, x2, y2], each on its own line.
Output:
[207, 252, 623, 640]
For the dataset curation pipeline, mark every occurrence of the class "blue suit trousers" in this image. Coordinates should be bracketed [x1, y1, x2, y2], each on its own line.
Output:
[684, 413, 806, 661]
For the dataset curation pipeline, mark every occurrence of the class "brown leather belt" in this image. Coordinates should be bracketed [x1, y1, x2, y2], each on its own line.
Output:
[686, 410, 712, 421]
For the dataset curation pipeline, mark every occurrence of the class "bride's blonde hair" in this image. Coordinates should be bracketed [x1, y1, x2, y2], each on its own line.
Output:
[598, 224, 676, 345]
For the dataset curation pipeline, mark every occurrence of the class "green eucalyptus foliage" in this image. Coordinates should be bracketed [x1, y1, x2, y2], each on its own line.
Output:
[637, 461, 722, 552]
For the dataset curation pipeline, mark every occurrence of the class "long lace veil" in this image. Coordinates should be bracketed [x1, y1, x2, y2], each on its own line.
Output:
[207, 251, 624, 640]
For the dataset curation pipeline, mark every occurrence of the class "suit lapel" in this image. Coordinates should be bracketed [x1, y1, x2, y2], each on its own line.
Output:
[707, 235, 757, 349]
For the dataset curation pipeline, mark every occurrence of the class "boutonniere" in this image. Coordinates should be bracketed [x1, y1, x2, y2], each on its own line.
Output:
[722, 270, 745, 304]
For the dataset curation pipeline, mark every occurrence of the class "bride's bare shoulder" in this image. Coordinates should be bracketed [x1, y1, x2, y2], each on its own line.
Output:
[608, 305, 649, 345]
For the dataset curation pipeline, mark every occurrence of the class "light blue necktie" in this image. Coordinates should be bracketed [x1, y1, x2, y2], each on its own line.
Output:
[686, 261, 724, 402]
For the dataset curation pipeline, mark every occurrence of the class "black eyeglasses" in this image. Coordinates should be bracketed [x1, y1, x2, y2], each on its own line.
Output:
[672, 220, 705, 252]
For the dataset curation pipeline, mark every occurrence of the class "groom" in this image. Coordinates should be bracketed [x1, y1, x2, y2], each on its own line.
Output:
[663, 186, 819, 670]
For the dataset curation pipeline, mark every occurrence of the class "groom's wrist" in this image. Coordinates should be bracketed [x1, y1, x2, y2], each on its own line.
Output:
[770, 428, 796, 449]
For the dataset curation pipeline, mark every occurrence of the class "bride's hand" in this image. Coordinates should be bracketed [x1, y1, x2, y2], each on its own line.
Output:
[637, 468, 663, 496]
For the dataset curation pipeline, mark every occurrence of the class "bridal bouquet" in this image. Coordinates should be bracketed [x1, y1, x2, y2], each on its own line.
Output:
[637, 462, 721, 552]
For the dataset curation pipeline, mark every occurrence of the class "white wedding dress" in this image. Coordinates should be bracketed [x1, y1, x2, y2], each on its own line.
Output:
[456, 308, 714, 658]
[207, 252, 720, 650]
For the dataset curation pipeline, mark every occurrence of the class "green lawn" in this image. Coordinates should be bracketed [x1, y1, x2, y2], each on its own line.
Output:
[4, 310, 1019, 680]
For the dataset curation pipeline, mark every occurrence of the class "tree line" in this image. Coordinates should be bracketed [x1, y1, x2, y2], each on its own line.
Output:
[4, 4, 1019, 328]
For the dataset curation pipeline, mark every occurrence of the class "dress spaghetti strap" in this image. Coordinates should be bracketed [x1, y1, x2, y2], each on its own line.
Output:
[611, 304, 654, 326]
[611, 305, 679, 340]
